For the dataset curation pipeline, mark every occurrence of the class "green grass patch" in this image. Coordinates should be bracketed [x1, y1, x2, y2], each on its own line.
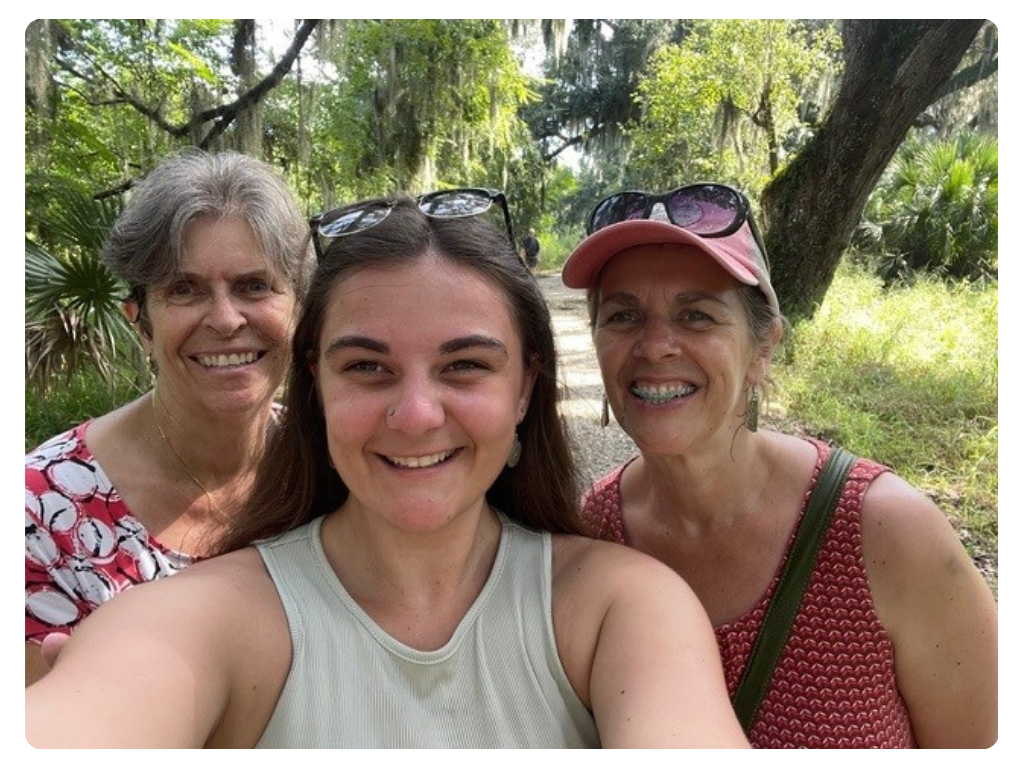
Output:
[773, 261, 997, 562]
[25, 367, 145, 451]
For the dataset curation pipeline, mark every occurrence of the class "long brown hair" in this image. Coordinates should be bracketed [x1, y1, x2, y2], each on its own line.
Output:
[216, 196, 583, 553]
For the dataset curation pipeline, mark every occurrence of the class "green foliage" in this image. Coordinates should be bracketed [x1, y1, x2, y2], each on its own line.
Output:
[25, 185, 142, 394]
[25, 365, 145, 452]
[773, 260, 997, 547]
[307, 19, 534, 207]
[857, 132, 997, 282]
[524, 19, 689, 171]
[624, 20, 842, 193]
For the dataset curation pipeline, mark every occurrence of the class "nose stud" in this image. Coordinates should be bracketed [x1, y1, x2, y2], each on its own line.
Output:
[387, 407, 396, 418]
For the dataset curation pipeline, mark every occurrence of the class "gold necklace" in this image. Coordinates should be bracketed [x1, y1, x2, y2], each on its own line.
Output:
[151, 391, 220, 517]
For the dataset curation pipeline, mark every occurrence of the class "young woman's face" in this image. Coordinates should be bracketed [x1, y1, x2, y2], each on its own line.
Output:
[314, 253, 535, 532]
[142, 216, 295, 417]
[593, 244, 765, 456]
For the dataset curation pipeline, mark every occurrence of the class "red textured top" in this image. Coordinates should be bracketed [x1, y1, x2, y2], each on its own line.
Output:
[579, 438, 917, 748]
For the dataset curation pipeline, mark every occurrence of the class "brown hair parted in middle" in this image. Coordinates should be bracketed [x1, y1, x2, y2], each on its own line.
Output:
[216, 195, 584, 554]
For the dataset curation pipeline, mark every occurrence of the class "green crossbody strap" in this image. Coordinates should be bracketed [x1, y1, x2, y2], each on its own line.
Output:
[730, 446, 858, 734]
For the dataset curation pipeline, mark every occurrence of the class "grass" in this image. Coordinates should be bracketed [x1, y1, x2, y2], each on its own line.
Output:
[25, 367, 145, 452]
[770, 260, 997, 584]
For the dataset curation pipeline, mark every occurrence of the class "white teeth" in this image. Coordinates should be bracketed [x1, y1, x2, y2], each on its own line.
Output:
[386, 450, 455, 469]
[197, 351, 259, 368]
[630, 383, 696, 405]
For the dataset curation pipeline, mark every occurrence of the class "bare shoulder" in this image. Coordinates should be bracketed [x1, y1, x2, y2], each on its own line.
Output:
[859, 472, 977, 592]
[549, 535, 746, 747]
[550, 534, 710, 641]
[549, 534, 707, 697]
[552, 533, 697, 602]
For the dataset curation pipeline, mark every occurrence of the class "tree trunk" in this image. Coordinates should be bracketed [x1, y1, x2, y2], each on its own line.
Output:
[232, 20, 261, 156]
[761, 19, 985, 321]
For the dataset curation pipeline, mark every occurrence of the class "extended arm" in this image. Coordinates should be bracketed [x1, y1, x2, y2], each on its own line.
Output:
[25, 551, 286, 748]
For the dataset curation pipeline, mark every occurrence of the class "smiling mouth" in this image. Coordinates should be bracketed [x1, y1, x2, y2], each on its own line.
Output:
[630, 382, 697, 405]
[195, 351, 266, 369]
[383, 449, 458, 469]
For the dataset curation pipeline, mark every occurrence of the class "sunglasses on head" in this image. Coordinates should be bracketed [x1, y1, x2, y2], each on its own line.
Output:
[309, 187, 516, 260]
[587, 183, 770, 271]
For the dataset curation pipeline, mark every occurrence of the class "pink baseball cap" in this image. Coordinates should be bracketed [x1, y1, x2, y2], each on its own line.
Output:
[562, 216, 780, 316]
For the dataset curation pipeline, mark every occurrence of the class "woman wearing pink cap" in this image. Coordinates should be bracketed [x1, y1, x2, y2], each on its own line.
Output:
[562, 183, 997, 748]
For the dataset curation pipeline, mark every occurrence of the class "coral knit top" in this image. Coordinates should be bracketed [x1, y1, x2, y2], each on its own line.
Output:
[579, 438, 917, 749]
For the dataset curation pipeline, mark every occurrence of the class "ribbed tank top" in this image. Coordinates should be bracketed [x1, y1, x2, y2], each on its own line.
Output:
[254, 512, 600, 748]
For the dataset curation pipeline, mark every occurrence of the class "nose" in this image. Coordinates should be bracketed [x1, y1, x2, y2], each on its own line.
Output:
[386, 376, 445, 435]
[203, 290, 247, 336]
[633, 316, 681, 361]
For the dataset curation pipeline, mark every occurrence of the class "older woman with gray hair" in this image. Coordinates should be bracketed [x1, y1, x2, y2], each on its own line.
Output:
[25, 150, 313, 685]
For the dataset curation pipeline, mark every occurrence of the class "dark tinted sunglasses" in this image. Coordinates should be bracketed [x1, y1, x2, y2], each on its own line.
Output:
[587, 183, 770, 271]
[309, 188, 516, 260]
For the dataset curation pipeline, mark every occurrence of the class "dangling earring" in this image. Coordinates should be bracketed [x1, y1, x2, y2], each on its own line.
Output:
[506, 432, 522, 468]
[746, 384, 760, 433]
[601, 394, 610, 428]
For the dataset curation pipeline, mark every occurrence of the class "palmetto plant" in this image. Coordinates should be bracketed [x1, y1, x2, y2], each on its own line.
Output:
[25, 187, 144, 394]
[859, 132, 998, 284]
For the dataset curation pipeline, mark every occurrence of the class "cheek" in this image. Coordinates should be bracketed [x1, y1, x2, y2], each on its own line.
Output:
[594, 334, 631, 374]
[321, 395, 377, 461]
[263, 302, 298, 345]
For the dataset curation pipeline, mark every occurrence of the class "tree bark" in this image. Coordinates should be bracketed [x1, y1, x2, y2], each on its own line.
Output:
[761, 20, 986, 321]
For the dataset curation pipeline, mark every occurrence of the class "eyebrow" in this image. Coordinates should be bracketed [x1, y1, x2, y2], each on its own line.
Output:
[600, 289, 728, 307]
[167, 268, 274, 283]
[323, 335, 389, 358]
[323, 334, 508, 359]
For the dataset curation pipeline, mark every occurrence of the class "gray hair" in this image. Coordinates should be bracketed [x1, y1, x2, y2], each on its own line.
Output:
[102, 150, 313, 302]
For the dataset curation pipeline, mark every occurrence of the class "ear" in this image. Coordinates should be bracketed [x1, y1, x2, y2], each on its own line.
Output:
[746, 317, 783, 386]
[517, 356, 540, 424]
[122, 300, 152, 349]
[307, 352, 325, 408]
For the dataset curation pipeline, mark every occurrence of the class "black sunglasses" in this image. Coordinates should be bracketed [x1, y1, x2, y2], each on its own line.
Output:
[587, 183, 770, 271]
[309, 187, 516, 260]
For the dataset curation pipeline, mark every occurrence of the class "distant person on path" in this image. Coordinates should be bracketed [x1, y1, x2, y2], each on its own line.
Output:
[562, 182, 997, 748]
[522, 227, 540, 275]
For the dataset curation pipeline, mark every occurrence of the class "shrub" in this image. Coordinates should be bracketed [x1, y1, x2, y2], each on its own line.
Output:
[857, 132, 997, 284]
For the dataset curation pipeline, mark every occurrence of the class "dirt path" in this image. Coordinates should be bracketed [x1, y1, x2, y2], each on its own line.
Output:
[539, 274, 637, 484]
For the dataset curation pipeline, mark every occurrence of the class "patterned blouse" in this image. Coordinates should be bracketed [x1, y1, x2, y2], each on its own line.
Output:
[25, 422, 195, 642]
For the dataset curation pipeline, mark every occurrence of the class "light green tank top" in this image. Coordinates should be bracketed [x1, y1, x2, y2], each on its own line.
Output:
[254, 512, 600, 748]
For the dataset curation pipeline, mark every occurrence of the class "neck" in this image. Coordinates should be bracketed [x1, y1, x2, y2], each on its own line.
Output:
[319, 501, 502, 651]
[633, 430, 778, 534]
[323, 501, 501, 604]
[151, 387, 272, 485]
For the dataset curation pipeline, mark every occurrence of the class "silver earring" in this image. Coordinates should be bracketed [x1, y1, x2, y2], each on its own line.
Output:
[746, 384, 760, 432]
[600, 394, 610, 428]
[506, 432, 522, 468]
